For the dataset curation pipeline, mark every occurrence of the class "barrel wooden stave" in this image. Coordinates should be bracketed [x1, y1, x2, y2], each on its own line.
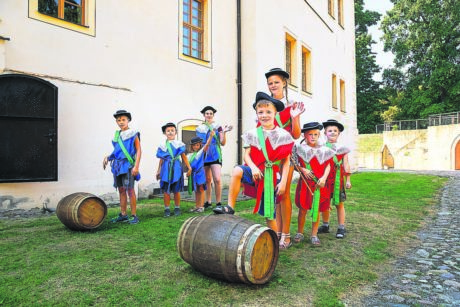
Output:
[177, 214, 279, 284]
[56, 192, 107, 230]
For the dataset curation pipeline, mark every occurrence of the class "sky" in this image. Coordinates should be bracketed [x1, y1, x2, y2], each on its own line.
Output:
[363, 0, 395, 81]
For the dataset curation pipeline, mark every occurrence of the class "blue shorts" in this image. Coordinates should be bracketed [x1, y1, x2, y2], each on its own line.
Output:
[238, 165, 255, 185]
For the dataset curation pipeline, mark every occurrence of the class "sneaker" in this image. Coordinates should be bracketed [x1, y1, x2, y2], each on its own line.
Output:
[128, 215, 140, 224]
[111, 213, 129, 223]
[189, 207, 204, 213]
[204, 202, 213, 210]
[336, 228, 346, 239]
[164, 208, 171, 217]
[174, 207, 181, 216]
[318, 225, 330, 234]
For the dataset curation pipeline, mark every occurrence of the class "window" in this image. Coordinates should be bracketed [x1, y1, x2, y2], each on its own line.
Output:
[183, 0, 204, 59]
[29, 0, 95, 36]
[337, 0, 344, 27]
[328, 0, 335, 18]
[301, 46, 312, 94]
[332, 74, 337, 109]
[340, 79, 346, 112]
[285, 33, 297, 86]
[38, 0, 85, 26]
[179, 0, 211, 66]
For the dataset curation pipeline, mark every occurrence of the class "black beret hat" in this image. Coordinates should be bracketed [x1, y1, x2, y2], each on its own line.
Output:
[301, 122, 323, 133]
[252, 92, 285, 112]
[161, 122, 176, 133]
[189, 137, 203, 145]
[200, 106, 217, 114]
[322, 119, 344, 132]
[265, 67, 290, 79]
[113, 110, 131, 121]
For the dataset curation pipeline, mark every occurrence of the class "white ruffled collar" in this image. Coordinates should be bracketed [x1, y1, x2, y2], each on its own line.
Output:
[242, 127, 293, 150]
[196, 122, 221, 133]
[114, 129, 138, 141]
[327, 142, 350, 155]
[158, 139, 185, 151]
[294, 143, 335, 164]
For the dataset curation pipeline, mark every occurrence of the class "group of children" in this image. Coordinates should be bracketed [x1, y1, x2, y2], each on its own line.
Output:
[104, 68, 351, 247]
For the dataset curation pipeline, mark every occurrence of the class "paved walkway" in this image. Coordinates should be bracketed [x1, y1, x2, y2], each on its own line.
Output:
[354, 170, 460, 306]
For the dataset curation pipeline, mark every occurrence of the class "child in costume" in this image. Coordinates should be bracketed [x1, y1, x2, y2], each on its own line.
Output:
[103, 110, 142, 224]
[317, 119, 351, 238]
[293, 122, 334, 245]
[195, 106, 232, 210]
[187, 133, 214, 213]
[264, 68, 305, 248]
[213, 92, 294, 232]
[156, 122, 192, 217]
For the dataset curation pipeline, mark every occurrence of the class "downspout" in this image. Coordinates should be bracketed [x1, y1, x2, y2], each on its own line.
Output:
[236, 0, 242, 164]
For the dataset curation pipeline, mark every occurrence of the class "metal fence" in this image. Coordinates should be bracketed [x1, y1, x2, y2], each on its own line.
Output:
[375, 111, 460, 133]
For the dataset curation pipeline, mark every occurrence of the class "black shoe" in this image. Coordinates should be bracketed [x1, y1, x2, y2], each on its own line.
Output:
[213, 205, 235, 215]
[204, 202, 213, 210]
[318, 225, 330, 234]
[336, 228, 346, 239]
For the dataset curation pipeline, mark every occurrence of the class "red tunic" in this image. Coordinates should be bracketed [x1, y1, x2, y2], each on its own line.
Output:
[294, 144, 335, 212]
[324, 143, 350, 201]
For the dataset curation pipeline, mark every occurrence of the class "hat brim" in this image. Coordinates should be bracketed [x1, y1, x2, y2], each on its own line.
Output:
[200, 106, 217, 114]
[265, 70, 290, 79]
[301, 124, 323, 133]
[113, 112, 131, 121]
[323, 122, 344, 132]
[252, 100, 285, 112]
[161, 124, 176, 133]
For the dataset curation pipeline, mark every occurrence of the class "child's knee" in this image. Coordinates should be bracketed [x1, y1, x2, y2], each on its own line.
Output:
[127, 188, 136, 196]
[232, 166, 243, 178]
[118, 187, 127, 193]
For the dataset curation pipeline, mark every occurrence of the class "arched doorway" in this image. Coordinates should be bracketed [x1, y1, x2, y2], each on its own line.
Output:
[0, 74, 58, 182]
[381, 145, 394, 169]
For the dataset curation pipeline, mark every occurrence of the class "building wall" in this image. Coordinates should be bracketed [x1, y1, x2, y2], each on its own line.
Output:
[0, 0, 357, 209]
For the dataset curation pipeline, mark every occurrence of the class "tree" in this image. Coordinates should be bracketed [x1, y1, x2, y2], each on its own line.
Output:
[355, 0, 384, 133]
[381, 0, 460, 119]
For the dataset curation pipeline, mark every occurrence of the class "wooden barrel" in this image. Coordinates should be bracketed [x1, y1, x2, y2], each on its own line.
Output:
[177, 214, 279, 284]
[56, 192, 107, 230]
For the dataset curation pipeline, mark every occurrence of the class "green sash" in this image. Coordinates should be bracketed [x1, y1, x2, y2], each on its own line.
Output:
[165, 140, 179, 182]
[275, 113, 290, 129]
[326, 142, 342, 206]
[205, 122, 222, 163]
[305, 163, 320, 222]
[187, 152, 198, 195]
[114, 130, 134, 165]
[256, 127, 280, 220]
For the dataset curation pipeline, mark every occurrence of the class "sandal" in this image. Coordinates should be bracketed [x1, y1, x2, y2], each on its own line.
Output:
[293, 233, 305, 243]
[189, 207, 204, 213]
[310, 236, 321, 246]
[279, 233, 292, 250]
[213, 205, 235, 215]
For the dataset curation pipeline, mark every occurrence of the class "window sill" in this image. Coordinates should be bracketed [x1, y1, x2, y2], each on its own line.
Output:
[179, 53, 212, 68]
[38, 12, 89, 28]
[301, 90, 312, 97]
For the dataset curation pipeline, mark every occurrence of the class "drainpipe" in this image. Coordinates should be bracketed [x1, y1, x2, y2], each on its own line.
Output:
[236, 0, 242, 164]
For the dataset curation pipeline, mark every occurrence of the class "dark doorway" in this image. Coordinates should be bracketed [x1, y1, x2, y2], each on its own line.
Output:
[0, 74, 58, 182]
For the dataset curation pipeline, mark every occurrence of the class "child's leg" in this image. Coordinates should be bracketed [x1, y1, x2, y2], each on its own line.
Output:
[311, 214, 321, 237]
[297, 208, 308, 234]
[275, 202, 282, 239]
[118, 187, 128, 215]
[198, 186, 205, 207]
[337, 202, 345, 225]
[322, 210, 331, 224]
[210, 164, 222, 204]
[204, 166, 213, 204]
[127, 188, 137, 216]
[227, 166, 244, 209]
[280, 166, 294, 243]
[164, 193, 171, 207]
[265, 218, 278, 232]
[173, 192, 181, 207]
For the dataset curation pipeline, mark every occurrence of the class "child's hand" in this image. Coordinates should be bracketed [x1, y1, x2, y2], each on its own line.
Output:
[131, 167, 139, 177]
[276, 182, 286, 196]
[251, 167, 263, 181]
[290, 101, 305, 118]
[346, 182, 352, 189]
[301, 167, 314, 180]
[223, 125, 233, 132]
[186, 168, 192, 177]
[102, 156, 108, 170]
[156, 172, 160, 180]
[210, 130, 216, 137]
[316, 177, 326, 188]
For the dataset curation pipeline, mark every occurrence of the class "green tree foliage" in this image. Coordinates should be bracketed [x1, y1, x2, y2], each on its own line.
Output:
[355, 0, 384, 133]
[381, 0, 460, 119]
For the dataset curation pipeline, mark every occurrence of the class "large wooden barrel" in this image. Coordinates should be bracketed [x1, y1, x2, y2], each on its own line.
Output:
[177, 214, 279, 284]
[56, 192, 107, 230]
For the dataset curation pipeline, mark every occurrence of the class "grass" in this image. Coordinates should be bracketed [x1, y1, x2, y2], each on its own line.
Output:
[0, 172, 447, 306]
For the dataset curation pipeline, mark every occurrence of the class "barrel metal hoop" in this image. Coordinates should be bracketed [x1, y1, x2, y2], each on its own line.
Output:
[177, 216, 200, 263]
[188, 216, 208, 265]
[243, 226, 270, 284]
[236, 224, 261, 283]
[72, 193, 91, 229]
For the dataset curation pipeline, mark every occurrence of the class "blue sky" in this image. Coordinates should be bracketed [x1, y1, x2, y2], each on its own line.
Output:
[363, 0, 395, 81]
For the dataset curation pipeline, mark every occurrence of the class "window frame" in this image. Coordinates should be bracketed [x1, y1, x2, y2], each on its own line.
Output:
[38, 0, 86, 26]
[337, 0, 344, 27]
[332, 74, 338, 109]
[183, 0, 204, 60]
[328, 0, 335, 18]
[285, 33, 297, 87]
[340, 79, 346, 112]
[301, 45, 312, 95]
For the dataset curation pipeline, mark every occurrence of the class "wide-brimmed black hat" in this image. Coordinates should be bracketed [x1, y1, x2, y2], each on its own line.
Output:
[322, 119, 344, 132]
[113, 110, 131, 121]
[161, 122, 176, 133]
[252, 92, 285, 112]
[189, 137, 203, 145]
[301, 122, 323, 133]
[200, 106, 217, 114]
[265, 68, 290, 79]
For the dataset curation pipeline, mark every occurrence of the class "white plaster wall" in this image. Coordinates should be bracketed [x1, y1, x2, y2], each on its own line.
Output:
[382, 130, 428, 170]
[427, 124, 460, 170]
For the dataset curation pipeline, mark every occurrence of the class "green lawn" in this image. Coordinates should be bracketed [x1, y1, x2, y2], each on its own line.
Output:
[0, 172, 447, 306]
